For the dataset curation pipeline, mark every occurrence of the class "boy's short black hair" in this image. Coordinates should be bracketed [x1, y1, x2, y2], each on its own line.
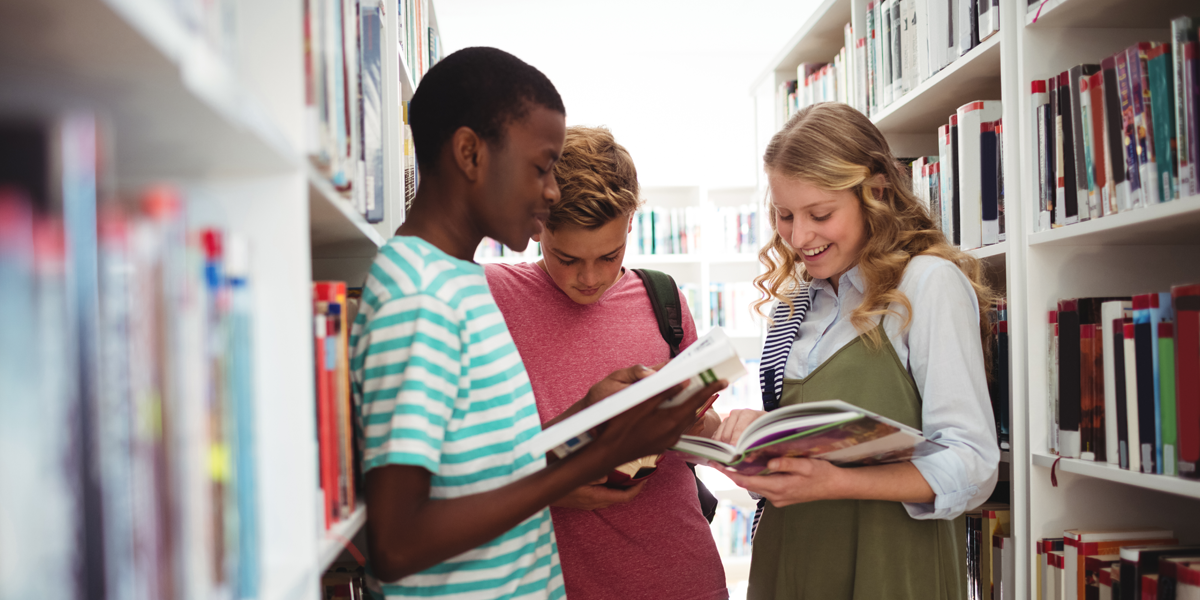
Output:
[409, 47, 565, 171]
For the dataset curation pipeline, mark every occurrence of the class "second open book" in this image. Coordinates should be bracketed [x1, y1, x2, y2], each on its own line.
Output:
[673, 400, 946, 475]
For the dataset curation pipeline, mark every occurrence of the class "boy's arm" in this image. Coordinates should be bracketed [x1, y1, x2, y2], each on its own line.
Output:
[365, 369, 724, 583]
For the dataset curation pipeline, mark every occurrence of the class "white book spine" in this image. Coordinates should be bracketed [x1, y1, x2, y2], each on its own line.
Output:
[939, 125, 954, 237]
[1031, 85, 1049, 232]
[1065, 540, 1079, 600]
[1100, 302, 1130, 465]
[1125, 331, 1141, 473]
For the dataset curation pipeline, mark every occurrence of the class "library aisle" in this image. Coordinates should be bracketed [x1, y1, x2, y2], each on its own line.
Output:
[4, 0, 1200, 599]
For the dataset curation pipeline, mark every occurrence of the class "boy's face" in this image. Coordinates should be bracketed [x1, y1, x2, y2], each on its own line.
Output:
[533, 216, 630, 305]
[474, 105, 566, 251]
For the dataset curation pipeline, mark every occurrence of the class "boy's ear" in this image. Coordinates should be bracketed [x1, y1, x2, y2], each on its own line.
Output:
[450, 126, 486, 182]
[531, 232, 542, 243]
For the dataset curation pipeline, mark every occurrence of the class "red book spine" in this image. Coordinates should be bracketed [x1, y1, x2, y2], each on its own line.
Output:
[325, 310, 342, 520]
[1173, 284, 1200, 477]
[314, 309, 334, 528]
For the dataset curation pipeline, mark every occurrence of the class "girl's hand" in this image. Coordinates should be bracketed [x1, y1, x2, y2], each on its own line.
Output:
[712, 409, 766, 445]
[724, 457, 848, 507]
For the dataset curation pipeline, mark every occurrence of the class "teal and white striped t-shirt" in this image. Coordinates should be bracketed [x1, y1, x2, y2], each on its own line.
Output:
[350, 236, 564, 600]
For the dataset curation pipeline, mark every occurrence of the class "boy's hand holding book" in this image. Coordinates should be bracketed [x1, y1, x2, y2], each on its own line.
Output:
[551, 475, 647, 511]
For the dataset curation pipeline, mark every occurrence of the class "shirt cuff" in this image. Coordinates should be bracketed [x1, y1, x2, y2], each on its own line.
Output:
[904, 449, 979, 520]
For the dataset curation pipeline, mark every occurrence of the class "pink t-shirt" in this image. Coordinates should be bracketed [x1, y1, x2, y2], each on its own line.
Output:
[486, 262, 728, 600]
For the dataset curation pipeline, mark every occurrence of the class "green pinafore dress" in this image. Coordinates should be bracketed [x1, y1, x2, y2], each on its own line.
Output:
[747, 324, 966, 600]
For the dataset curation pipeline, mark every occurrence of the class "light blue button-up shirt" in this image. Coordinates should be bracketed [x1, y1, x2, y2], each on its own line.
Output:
[783, 255, 1000, 520]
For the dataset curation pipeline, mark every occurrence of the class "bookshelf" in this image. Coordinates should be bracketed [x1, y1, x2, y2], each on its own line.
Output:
[0, 0, 439, 598]
[752, 0, 1200, 596]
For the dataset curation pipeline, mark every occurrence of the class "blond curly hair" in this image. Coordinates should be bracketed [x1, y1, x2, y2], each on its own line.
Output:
[548, 126, 642, 230]
[755, 102, 997, 365]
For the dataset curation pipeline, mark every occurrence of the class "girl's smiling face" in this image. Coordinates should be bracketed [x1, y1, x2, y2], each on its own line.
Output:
[768, 171, 867, 290]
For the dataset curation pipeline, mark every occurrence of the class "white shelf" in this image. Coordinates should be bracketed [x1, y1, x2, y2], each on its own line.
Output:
[1025, 0, 1192, 29]
[1032, 453, 1200, 501]
[968, 241, 1009, 261]
[871, 35, 1003, 135]
[0, 0, 298, 180]
[317, 503, 368, 574]
[1028, 195, 1200, 247]
[309, 165, 387, 257]
[399, 52, 417, 102]
[624, 254, 704, 265]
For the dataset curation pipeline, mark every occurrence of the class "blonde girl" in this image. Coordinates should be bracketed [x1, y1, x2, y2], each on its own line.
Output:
[715, 102, 1000, 600]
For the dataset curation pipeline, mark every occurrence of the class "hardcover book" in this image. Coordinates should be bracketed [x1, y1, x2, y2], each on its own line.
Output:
[1063, 529, 1176, 600]
[1119, 544, 1200, 600]
[1101, 300, 1133, 466]
[1174, 284, 1200, 478]
[671, 399, 944, 476]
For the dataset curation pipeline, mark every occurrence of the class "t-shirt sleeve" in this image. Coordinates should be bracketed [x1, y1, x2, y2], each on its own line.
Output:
[354, 291, 464, 475]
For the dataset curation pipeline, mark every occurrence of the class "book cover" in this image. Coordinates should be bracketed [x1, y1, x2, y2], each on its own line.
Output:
[993, 534, 1015, 600]
[313, 296, 334, 528]
[1147, 43, 1178, 203]
[1160, 322, 1178, 476]
[1064, 529, 1176, 600]
[1117, 50, 1146, 209]
[1059, 71, 1080, 225]
[1084, 554, 1120, 600]
[1174, 284, 1200, 478]
[1086, 72, 1109, 218]
[672, 399, 944, 475]
[1071, 64, 1102, 220]
[526, 328, 746, 458]
[1120, 544, 1200, 600]
[1102, 301, 1133, 466]
[1031, 80, 1051, 231]
[1172, 18, 1197, 197]
[958, 0, 978, 57]
[956, 100, 1002, 250]
[1159, 556, 1200, 598]
[1102, 57, 1130, 214]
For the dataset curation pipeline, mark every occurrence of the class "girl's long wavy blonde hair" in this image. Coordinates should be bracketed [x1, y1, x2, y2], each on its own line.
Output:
[754, 102, 997, 366]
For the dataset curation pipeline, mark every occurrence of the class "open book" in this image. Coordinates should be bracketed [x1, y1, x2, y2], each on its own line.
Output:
[672, 400, 946, 475]
[524, 328, 746, 459]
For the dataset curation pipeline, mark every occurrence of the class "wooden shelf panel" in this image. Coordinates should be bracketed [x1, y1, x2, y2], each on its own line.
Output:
[317, 503, 368, 574]
[872, 35, 1004, 135]
[1032, 453, 1200, 500]
[309, 165, 387, 257]
[1025, 0, 1193, 29]
[0, 0, 297, 180]
[1028, 195, 1200, 247]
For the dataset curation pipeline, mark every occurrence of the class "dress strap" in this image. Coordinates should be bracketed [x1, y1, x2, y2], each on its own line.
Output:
[758, 285, 812, 411]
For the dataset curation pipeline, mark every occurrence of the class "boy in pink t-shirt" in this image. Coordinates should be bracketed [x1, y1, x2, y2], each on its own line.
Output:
[486, 126, 728, 600]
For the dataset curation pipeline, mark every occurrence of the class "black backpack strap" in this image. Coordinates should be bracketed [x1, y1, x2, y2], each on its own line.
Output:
[632, 268, 718, 523]
[632, 268, 685, 358]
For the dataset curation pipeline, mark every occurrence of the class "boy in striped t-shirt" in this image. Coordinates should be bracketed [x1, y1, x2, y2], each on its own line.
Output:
[350, 48, 723, 600]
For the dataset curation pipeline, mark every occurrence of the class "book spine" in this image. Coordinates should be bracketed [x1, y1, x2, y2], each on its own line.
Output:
[1089, 73, 1111, 216]
[1133, 295, 1157, 473]
[1115, 316, 1131, 469]
[1160, 322, 1177, 476]
[981, 121, 999, 245]
[1047, 76, 1060, 228]
[1031, 81, 1050, 231]
[1060, 71, 1080, 224]
[1102, 58, 1128, 213]
[1131, 43, 1160, 205]
[1189, 42, 1200, 202]
[951, 115, 962, 245]
[1070, 66, 1092, 220]
[1081, 324, 1097, 460]
[1175, 284, 1200, 478]
[1050, 311, 1061, 454]
[1059, 299, 1082, 458]
[1148, 45, 1178, 202]
[1117, 50, 1145, 210]
[1102, 302, 1127, 465]
[1081, 75, 1098, 220]
[1124, 322, 1142, 472]
[1173, 19, 1197, 197]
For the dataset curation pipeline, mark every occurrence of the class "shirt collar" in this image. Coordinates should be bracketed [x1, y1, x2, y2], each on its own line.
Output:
[810, 264, 865, 296]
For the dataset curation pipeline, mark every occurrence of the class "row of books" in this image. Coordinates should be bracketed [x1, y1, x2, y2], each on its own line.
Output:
[631, 205, 763, 257]
[704, 282, 764, 334]
[906, 100, 1006, 250]
[967, 504, 1012, 600]
[708, 500, 754, 558]
[1028, 19, 1200, 233]
[304, 0, 418, 227]
[1047, 287, 1200, 480]
[323, 564, 368, 599]
[399, 0, 442, 85]
[1036, 528, 1199, 600]
[779, 0, 1000, 122]
[312, 282, 363, 528]
[0, 176, 262, 598]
